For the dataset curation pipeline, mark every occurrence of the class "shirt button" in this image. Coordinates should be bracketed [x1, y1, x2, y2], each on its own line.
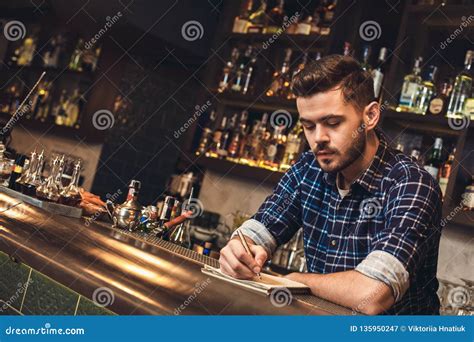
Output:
[331, 240, 337, 246]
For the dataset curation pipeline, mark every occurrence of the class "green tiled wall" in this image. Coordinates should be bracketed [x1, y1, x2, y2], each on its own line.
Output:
[0, 251, 115, 315]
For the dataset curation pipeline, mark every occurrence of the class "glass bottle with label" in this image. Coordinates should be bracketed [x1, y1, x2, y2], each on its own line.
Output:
[398, 57, 423, 112]
[372, 47, 387, 100]
[266, 48, 293, 97]
[196, 110, 217, 156]
[360, 45, 372, 72]
[228, 111, 248, 160]
[247, 0, 268, 33]
[232, 0, 254, 33]
[218, 114, 236, 159]
[281, 122, 302, 170]
[287, 52, 308, 100]
[208, 116, 227, 157]
[424, 138, 443, 180]
[231, 46, 253, 93]
[438, 148, 455, 198]
[266, 0, 286, 34]
[447, 50, 473, 118]
[416, 65, 438, 115]
[217, 48, 239, 93]
[427, 80, 452, 116]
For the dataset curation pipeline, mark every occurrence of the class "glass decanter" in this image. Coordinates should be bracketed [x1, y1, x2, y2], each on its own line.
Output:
[22, 150, 44, 196]
[15, 149, 36, 191]
[59, 160, 82, 207]
[36, 156, 61, 202]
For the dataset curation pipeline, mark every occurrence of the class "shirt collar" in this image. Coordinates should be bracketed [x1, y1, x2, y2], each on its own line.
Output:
[323, 129, 389, 195]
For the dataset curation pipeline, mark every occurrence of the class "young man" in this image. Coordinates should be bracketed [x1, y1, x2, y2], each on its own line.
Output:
[219, 55, 443, 315]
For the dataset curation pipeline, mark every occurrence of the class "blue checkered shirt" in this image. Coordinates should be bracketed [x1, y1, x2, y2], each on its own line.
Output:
[241, 131, 443, 315]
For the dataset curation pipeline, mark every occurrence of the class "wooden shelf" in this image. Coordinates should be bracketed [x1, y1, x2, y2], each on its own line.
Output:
[0, 65, 95, 81]
[381, 108, 471, 136]
[195, 155, 284, 186]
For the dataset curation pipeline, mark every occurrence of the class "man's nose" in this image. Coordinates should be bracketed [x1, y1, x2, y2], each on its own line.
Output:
[314, 126, 330, 146]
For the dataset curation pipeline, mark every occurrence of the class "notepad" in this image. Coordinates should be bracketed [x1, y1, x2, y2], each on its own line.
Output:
[201, 264, 310, 295]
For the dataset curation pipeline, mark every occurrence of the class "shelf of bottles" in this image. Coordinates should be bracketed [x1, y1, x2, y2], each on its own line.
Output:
[195, 108, 306, 175]
[0, 25, 101, 131]
[231, 0, 337, 38]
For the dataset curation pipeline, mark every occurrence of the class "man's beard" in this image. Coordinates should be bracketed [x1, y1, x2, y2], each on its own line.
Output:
[314, 131, 366, 173]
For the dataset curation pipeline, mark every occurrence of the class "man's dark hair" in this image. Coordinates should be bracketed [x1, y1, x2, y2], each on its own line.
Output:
[292, 54, 375, 112]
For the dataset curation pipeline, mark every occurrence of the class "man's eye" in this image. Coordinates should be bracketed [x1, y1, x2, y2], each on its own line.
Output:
[303, 124, 315, 130]
[326, 120, 340, 127]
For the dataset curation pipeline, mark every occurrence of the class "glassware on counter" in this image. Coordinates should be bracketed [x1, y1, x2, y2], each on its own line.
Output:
[59, 160, 82, 207]
[36, 156, 62, 202]
[0, 158, 15, 187]
[22, 150, 45, 196]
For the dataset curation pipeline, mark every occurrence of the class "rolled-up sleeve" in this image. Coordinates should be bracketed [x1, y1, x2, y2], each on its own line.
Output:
[356, 170, 442, 302]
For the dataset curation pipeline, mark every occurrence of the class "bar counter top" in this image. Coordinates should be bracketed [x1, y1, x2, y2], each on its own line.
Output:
[0, 191, 353, 315]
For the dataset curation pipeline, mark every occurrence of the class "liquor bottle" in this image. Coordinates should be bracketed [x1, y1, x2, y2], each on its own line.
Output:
[240, 120, 260, 163]
[287, 52, 308, 99]
[217, 114, 236, 158]
[447, 50, 473, 118]
[295, 14, 312, 35]
[232, 0, 254, 33]
[196, 110, 217, 156]
[231, 46, 253, 93]
[424, 138, 443, 180]
[438, 148, 455, 198]
[217, 48, 239, 93]
[372, 47, 388, 100]
[228, 110, 248, 159]
[69, 39, 84, 71]
[310, 11, 321, 35]
[266, 48, 293, 97]
[256, 112, 270, 163]
[42, 34, 64, 68]
[8, 154, 26, 190]
[342, 42, 352, 56]
[53, 90, 68, 126]
[263, 125, 286, 168]
[155, 196, 177, 238]
[416, 65, 438, 115]
[208, 116, 227, 157]
[16, 36, 37, 66]
[65, 89, 82, 127]
[317, 0, 336, 35]
[247, 0, 268, 33]
[427, 80, 452, 116]
[410, 148, 421, 162]
[266, 0, 286, 34]
[398, 57, 423, 112]
[281, 122, 303, 170]
[360, 46, 372, 72]
[242, 50, 258, 95]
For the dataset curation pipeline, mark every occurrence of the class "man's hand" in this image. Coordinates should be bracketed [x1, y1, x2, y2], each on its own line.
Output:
[219, 236, 268, 279]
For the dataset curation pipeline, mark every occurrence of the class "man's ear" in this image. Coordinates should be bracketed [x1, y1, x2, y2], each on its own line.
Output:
[363, 101, 380, 130]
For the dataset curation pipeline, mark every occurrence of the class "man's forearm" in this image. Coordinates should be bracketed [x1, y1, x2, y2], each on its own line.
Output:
[285, 270, 394, 315]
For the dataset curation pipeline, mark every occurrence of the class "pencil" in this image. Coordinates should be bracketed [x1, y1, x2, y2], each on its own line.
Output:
[236, 230, 261, 279]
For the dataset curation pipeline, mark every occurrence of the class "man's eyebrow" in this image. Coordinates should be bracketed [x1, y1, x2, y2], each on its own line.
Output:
[299, 114, 344, 124]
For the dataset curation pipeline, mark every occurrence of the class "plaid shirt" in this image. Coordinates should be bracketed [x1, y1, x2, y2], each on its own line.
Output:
[239, 130, 442, 315]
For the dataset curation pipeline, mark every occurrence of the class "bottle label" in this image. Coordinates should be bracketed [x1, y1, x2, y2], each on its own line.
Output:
[399, 82, 419, 106]
[424, 165, 439, 180]
[429, 98, 444, 114]
[267, 144, 277, 158]
[439, 177, 449, 196]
